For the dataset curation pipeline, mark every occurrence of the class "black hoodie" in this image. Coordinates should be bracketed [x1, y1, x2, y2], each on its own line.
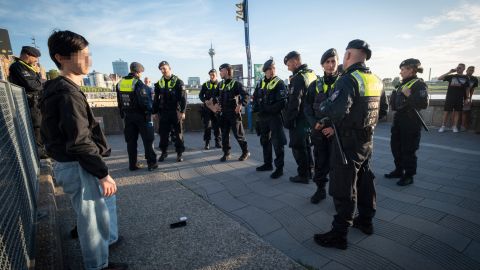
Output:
[40, 76, 111, 179]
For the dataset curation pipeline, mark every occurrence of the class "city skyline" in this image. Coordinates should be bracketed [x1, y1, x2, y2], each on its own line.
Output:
[1, 0, 479, 83]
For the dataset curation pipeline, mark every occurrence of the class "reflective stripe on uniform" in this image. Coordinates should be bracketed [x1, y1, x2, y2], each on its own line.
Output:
[402, 78, 419, 90]
[205, 81, 217, 90]
[18, 60, 39, 73]
[300, 70, 317, 89]
[220, 80, 236, 91]
[316, 77, 337, 94]
[260, 76, 281, 91]
[159, 76, 178, 90]
[119, 78, 137, 93]
[350, 70, 383, 96]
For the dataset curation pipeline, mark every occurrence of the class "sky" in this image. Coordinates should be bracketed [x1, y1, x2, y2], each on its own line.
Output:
[1, 0, 480, 83]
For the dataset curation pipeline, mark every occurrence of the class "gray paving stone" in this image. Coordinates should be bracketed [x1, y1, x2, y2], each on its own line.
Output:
[375, 185, 424, 204]
[392, 214, 470, 251]
[263, 228, 304, 252]
[379, 198, 447, 222]
[464, 241, 480, 264]
[246, 181, 284, 197]
[275, 181, 317, 198]
[231, 206, 282, 236]
[439, 186, 480, 202]
[270, 207, 319, 242]
[412, 235, 480, 270]
[306, 211, 333, 232]
[237, 193, 287, 213]
[374, 206, 401, 222]
[304, 238, 403, 270]
[458, 198, 480, 214]
[208, 190, 247, 212]
[419, 199, 480, 225]
[286, 246, 331, 269]
[320, 261, 351, 270]
[274, 193, 321, 216]
[373, 218, 423, 247]
[403, 185, 464, 205]
[221, 180, 252, 197]
[411, 179, 442, 191]
[357, 235, 447, 270]
[418, 172, 479, 190]
[439, 215, 480, 242]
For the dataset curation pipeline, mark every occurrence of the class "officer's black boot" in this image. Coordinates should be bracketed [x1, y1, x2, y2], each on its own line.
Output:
[314, 229, 348, 250]
[289, 175, 309, 184]
[352, 216, 373, 235]
[270, 167, 283, 179]
[220, 152, 231, 162]
[158, 152, 168, 162]
[310, 182, 327, 204]
[148, 162, 158, 171]
[129, 163, 145, 171]
[256, 164, 273, 171]
[384, 169, 403, 179]
[239, 151, 250, 161]
[397, 175, 414, 186]
[176, 153, 183, 162]
[215, 140, 222, 149]
[204, 141, 210, 150]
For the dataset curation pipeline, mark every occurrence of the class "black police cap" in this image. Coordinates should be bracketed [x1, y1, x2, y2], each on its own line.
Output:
[262, 59, 275, 72]
[320, 48, 338, 65]
[284, 51, 300, 65]
[130, 62, 145, 73]
[208, 68, 217, 74]
[399, 58, 423, 73]
[21, 46, 41, 57]
[158, 61, 169, 69]
[219, 63, 231, 70]
[346, 39, 371, 60]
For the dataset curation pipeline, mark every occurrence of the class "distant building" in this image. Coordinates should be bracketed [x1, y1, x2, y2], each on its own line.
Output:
[112, 59, 128, 77]
[88, 70, 107, 88]
[83, 77, 90, 86]
[188, 77, 201, 88]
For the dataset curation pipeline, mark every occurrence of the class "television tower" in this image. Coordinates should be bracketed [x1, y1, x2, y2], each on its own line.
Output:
[208, 43, 215, 70]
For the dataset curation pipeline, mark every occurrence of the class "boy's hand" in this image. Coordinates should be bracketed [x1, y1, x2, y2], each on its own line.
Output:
[100, 174, 117, 197]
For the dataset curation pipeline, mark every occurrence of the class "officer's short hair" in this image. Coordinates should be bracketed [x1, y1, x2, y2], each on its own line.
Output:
[208, 69, 217, 75]
[459, 63, 466, 67]
[48, 30, 89, 69]
[467, 66, 475, 70]
[158, 61, 169, 69]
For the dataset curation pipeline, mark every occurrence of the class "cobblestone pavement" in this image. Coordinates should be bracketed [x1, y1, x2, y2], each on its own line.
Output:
[56, 122, 480, 270]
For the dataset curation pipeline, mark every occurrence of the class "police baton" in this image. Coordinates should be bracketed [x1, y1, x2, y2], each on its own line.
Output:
[321, 118, 348, 165]
[413, 108, 429, 132]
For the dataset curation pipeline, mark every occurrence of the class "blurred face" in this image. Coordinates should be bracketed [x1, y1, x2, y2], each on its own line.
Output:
[25, 54, 39, 66]
[265, 65, 276, 79]
[286, 57, 300, 72]
[209, 72, 217, 81]
[456, 64, 466, 74]
[467, 67, 475, 76]
[56, 46, 91, 75]
[400, 66, 415, 80]
[160, 65, 171, 77]
[219, 68, 228, 79]
[144, 77, 151, 85]
[322, 56, 338, 75]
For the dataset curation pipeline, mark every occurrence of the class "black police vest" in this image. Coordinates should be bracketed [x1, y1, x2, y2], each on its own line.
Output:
[203, 80, 219, 100]
[342, 70, 383, 129]
[118, 78, 139, 111]
[158, 75, 179, 111]
[218, 80, 238, 111]
[258, 76, 281, 105]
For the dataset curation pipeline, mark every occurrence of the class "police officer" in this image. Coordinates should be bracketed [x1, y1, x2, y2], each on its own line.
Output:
[153, 61, 187, 162]
[313, 40, 384, 250]
[116, 62, 158, 171]
[385, 58, 428, 186]
[199, 69, 221, 150]
[284, 51, 316, 184]
[213, 63, 250, 162]
[252, 59, 287, 179]
[304, 48, 339, 204]
[8, 46, 47, 158]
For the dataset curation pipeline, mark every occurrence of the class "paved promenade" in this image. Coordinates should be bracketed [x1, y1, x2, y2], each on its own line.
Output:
[55, 122, 480, 269]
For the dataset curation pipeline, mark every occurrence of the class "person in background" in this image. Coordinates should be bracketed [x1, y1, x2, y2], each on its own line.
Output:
[461, 66, 478, 130]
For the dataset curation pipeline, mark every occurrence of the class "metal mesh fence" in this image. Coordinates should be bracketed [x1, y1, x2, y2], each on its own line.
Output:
[0, 80, 39, 269]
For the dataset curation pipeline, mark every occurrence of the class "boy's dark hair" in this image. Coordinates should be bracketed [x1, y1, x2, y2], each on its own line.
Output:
[48, 30, 89, 69]
[459, 63, 466, 67]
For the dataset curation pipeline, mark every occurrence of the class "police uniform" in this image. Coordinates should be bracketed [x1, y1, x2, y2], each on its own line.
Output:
[199, 76, 221, 149]
[8, 46, 46, 157]
[386, 59, 429, 186]
[252, 59, 287, 178]
[153, 71, 187, 161]
[218, 64, 249, 161]
[116, 64, 157, 171]
[304, 49, 339, 203]
[284, 51, 316, 183]
[314, 40, 385, 249]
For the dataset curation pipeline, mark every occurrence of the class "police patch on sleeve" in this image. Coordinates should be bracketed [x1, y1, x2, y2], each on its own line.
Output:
[329, 90, 339, 101]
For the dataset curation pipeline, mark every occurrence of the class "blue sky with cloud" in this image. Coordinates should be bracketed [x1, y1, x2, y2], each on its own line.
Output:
[1, 0, 479, 82]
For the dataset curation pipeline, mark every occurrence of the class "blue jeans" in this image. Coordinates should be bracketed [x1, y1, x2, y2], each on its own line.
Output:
[54, 161, 118, 270]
